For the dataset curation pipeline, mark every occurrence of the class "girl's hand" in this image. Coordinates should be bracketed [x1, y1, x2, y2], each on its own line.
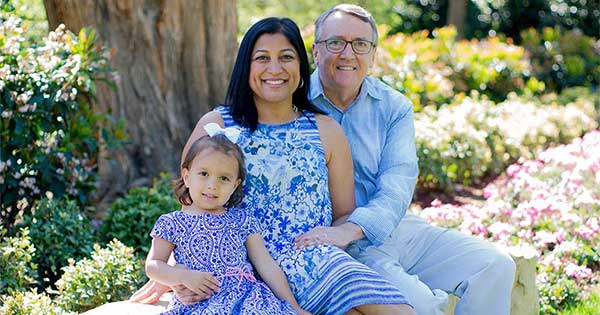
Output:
[172, 284, 210, 305]
[180, 270, 221, 298]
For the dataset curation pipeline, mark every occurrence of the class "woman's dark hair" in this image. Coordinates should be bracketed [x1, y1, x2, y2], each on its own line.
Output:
[174, 134, 246, 208]
[225, 17, 324, 131]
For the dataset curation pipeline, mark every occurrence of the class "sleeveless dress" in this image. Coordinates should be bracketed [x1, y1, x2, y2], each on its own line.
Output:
[216, 106, 410, 314]
[151, 208, 297, 315]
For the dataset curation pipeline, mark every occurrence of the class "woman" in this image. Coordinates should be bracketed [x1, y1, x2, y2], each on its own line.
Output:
[132, 17, 414, 315]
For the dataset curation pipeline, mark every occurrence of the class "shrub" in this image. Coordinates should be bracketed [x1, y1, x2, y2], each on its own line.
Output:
[99, 173, 178, 257]
[418, 130, 600, 311]
[0, 226, 36, 295]
[0, 13, 125, 228]
[521, 27, 600, 92]
[53, 239, 146, 313]
[0, 289, 74, 315]
[14, 198, 95, 288]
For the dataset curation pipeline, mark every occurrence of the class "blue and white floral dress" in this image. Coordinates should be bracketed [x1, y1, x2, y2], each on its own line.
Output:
[216, 106, 410, 314]
[151, 208, 297, 315]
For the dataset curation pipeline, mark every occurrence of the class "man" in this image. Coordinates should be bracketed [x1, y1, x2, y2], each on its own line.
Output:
[296, 4, 516, 315]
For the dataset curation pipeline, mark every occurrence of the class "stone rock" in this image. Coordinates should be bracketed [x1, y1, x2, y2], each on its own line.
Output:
[444, 254, 539, 315]
[86, 255, 538, 315]
[81, 293, 170, 315]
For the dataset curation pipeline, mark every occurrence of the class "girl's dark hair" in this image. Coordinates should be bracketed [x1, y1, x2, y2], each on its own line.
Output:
[225, 17, 324, 131]
[174, 134, 246, 208]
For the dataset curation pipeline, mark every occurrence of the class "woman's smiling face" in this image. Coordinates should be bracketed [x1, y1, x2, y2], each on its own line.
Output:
[249, 32, 301, 108]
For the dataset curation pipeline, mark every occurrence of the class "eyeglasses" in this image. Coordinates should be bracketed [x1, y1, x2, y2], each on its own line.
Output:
[316, 39, 375, 55]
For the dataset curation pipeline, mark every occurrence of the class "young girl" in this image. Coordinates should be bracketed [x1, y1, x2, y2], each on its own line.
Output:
[145, 124, 309, 315]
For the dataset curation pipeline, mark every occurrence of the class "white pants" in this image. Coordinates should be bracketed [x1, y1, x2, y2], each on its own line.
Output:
[347, 214, 516, 315]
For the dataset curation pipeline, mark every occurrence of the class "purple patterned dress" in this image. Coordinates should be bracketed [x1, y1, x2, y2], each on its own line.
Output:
[150, 208, 297, 315]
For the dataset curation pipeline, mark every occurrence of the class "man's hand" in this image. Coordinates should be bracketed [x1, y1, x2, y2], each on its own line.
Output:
[129, 280, 170, 304]
[294, 223, 364, 250]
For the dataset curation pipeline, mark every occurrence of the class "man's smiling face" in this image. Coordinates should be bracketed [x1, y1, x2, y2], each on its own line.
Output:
[313, 12, 376, 94]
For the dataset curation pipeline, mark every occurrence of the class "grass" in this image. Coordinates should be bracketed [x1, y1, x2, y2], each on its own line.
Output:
[557, 291, 600, 315]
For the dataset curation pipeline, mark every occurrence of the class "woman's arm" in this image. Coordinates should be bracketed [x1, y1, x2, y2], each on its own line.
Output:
[246, 234, 310, 314]
[145, 237, 220, 296]
[316, 114, 355, 221]
[294, 115, 363, 250]
[181, 110, 224, 165]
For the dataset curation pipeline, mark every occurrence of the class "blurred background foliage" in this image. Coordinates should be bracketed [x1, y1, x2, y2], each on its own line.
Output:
[238, 0, 599, 39]
[1, 0, 599, 313]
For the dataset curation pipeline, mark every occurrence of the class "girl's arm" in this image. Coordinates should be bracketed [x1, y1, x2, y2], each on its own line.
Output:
[145, 237, 221, 297]
[246, 234, 310, 315]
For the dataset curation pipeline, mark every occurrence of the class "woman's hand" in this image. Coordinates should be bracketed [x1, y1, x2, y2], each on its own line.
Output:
[171, 284, 212, 305]
[129, 280, 171, 304]
[294, 223, 363, 250]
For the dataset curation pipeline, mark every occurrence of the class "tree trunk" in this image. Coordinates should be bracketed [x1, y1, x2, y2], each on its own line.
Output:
[43, 0, 237, 215]
[447, 0, 467, 39]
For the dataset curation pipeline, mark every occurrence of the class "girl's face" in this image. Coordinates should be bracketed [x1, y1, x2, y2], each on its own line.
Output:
[249, 32, 301, 108]
[182, 148, 241, 212]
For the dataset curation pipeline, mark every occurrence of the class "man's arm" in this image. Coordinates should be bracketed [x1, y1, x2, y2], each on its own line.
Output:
[347, 98, 418, 246]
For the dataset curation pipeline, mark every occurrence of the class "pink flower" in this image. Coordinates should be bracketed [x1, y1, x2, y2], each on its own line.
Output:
[488, 222, 515, 241]
[430, 198, 443, 207]
[506, 164, 521, 177]
[517, 229, 534, 241]
[564, 263, 593, 280]
[533, 230, 564, 247]
[574, 218, 600, 239]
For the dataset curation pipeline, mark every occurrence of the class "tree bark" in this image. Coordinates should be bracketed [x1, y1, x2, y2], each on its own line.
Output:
[447, 0, 467, 39]
[43, 0, 237, 215]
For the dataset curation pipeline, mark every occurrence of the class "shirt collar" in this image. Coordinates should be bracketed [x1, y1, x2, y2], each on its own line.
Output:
[309, 70, 384, 107]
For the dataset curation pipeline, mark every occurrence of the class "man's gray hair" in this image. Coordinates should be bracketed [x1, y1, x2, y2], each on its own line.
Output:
[314, 3, 378, 46]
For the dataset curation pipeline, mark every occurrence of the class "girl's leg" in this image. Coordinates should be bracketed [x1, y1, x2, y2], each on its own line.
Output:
[355, 304, 415, 315]
[345, 308, 364, 315]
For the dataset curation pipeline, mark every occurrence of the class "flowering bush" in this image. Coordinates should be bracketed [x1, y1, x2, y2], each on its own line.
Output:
[417, 130, 600, 312]
[14, 198, 96, 288]
[53, 239, 146, 313]
[99, 173, 178, 257]
[416, 90, 597, 191]
[0, 289, 74, 315]
[0, 226, 36, 295]
[0, 14, 125, 228]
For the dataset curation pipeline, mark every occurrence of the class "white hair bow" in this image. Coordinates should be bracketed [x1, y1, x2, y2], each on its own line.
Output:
[203, 123, 241, 143]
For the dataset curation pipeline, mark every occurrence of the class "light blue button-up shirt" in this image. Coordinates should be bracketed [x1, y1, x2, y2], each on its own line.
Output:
[309, 71, 419, 247]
